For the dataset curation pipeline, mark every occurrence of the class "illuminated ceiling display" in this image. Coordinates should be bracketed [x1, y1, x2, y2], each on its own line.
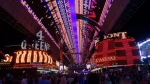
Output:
[98, 0, 113, 26]
[20, 0, 59, 48]
[42, 0, 78, 62]
[75, 0, 92, 63]
[20, 0, 113, 64]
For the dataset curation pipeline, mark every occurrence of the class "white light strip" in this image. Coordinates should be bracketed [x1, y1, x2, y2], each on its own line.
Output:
[138, 39, 150, 47]
[98, 0, 113, 26]
[20, 0, 59, 48]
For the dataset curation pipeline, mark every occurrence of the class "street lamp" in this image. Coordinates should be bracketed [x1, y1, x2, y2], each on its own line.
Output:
[59, 64, 63, 71]
[86, 63, 91, 69]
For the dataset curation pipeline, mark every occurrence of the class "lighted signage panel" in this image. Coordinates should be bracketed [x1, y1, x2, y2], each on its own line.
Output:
[21, 31, 50, 51]
[1, 54, 13, 63]
[103, 32, 127, 39]
[15, 50, 53, 64]
[95, 56, 117, 63]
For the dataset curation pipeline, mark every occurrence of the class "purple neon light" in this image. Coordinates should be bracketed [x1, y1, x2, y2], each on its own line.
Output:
[107, 6, 110, 10]
[110, 0, 113, 4]
[68, 0, 80, 63]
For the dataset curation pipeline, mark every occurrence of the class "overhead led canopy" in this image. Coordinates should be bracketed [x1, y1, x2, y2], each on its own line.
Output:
[20, 0, 59, 48]
[68, 0, 79, 63]
[98, 0, 113, 26]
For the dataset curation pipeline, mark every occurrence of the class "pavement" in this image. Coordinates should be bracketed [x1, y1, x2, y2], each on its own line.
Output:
[120, 78, 131, 84]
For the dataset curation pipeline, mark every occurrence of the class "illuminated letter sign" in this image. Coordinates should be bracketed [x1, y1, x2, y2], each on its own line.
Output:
[39, 51, 43, 62]
[43, 52, 47, 63]
[27, 50, 32, 62]
[21, 40, 27, 49]
[36, 30, 44, 41]
[33, 51, 38, 62]
[21, 51, 27, 63]
[120, 32, 127, 39]
[21, 30, 50, 51]
[16, 51, 22, 63]
[95, 56, 117, 63]
[15, 50, 53, 64]
[1, 54, 13, 63]
[104, 32, 127, 39]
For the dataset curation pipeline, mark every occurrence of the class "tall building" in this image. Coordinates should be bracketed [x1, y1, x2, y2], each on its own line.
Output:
[92, 32, 140, 67]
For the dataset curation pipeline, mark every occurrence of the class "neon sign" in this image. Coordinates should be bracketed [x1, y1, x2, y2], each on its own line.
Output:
[1, 54, 13, 63]
[104, 32, 127, 39]
[21, 31, 50, 51]
[95, 56, 117, 63]
[15, 50, 53, 64]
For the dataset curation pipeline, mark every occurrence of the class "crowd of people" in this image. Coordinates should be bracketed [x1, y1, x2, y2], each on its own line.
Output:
[0, 69, 150, 84]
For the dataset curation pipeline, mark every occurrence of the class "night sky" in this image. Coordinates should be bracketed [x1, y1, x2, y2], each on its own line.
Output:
[121, 0, 150, 42]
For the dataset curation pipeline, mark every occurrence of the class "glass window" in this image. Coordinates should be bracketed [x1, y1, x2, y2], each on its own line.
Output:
[108, 40, 114, 50]
[96, 43, 103, 52]
[116, 50, 126, 56]
[108, 52, 115, 56]
[129, 41, 136, 46]
[115, 42, 123, 47]
[132, 49, 140, 56]
[117, 60, 127, 65]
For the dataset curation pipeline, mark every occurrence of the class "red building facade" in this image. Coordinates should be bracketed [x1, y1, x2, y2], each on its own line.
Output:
[92, 32, 140, 67]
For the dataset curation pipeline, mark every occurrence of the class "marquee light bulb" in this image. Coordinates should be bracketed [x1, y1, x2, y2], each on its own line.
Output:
[27, 50, 32, 63]
[43, 52, 47, 63]
[16, 51, 22, 63]
[33, 51, 38, 62]
[48, 56, 50, 64]
[50, 55, 53, 64]
[39, 51, 43, 62]
[21, 51, 27, 63]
